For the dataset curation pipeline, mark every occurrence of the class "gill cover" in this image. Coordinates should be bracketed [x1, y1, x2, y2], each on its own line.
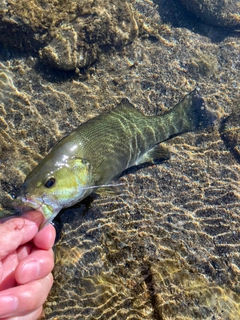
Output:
[40, 156, 92, 228]
[67, 156, 92, 188]
[42, 155, 92, 211]
[40, 157, 92, 228]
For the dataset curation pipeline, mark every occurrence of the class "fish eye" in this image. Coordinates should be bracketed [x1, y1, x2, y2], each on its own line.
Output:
[45, 177, 56, 188]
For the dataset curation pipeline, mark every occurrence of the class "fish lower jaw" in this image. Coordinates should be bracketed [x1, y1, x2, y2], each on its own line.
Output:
[13, 196, 61, 227]
[12, 196, 42, 212]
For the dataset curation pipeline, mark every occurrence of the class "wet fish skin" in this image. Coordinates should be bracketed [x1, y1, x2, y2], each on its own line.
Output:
[14, 90, 214, 227]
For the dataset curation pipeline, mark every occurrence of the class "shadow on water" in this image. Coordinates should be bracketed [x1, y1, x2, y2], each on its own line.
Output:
[120, 157, 168, 178]
[0, 44, 34, 62]
[33, 60, 74, 82]
[152, 0, 239, 42]
[53, 193, 97, 242]
[33, 58, 104, 84]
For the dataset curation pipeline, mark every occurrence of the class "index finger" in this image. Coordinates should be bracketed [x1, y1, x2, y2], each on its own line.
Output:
[0, 211, 43, 260]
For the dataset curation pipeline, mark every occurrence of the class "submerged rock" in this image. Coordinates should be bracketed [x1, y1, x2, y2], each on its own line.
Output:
[0, 0, 139, 70]
[180, 0, 240, 28]
[40, 1, 139, 70]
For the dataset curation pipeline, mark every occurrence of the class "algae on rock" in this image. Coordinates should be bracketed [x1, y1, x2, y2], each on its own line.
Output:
[0, 0, 139, 70]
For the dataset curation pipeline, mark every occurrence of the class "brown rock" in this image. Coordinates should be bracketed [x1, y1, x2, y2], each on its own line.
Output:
[0, 0, 139, 70]
[180, 0, 240, 28]
[39, 1, 139, 70]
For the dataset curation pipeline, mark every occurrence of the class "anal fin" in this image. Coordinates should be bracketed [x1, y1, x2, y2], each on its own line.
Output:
[136, 143, 170, 165]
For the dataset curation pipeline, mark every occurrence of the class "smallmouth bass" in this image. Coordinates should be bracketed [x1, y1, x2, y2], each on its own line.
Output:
[13, 90, 215, 227]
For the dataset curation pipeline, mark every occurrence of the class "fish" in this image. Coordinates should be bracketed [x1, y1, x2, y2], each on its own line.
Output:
[13, 89, 215, 228]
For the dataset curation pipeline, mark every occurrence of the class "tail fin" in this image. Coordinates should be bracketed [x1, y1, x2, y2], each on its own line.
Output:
[185, 89, 216, 130]
[153, 89, 216, 144]
[168, 89, 216, 134]
[163, 89, 216, 138]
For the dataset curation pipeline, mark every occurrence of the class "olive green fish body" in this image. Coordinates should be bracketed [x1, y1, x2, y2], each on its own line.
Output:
[14, 90, 214, 227]
[54, 91, 208, 183]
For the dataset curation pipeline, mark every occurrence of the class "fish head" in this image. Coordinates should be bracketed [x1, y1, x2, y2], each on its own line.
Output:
[13, 156, 92, 228]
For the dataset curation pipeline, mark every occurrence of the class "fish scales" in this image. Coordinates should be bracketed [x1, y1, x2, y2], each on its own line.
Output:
[12, 89, 214, 228]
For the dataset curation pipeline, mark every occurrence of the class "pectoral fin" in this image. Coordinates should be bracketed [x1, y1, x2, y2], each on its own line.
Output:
[95, 183, 123, 196]
[135, 143, 170, 165]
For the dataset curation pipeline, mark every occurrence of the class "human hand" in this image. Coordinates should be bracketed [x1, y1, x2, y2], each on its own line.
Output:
[0, 211, 56, 320]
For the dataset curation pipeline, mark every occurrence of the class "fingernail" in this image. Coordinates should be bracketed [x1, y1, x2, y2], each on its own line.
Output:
[0, 295, 18, 315]
[21, 261, 40, 283]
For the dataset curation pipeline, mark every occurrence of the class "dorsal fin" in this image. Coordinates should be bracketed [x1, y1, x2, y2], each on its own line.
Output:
[115, 98, 142, 115]
[119, 98, 135, 109]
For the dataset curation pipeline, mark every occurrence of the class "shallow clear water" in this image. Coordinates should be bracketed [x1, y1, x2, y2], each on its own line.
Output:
[0, 0, 240, 319]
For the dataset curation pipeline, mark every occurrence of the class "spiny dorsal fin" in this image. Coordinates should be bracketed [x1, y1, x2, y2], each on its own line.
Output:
[119, 98, 135, 108]
[115, 98, 142, 115]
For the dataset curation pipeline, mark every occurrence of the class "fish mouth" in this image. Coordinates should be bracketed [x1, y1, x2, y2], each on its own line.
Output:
[12, 195, 61, 229]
